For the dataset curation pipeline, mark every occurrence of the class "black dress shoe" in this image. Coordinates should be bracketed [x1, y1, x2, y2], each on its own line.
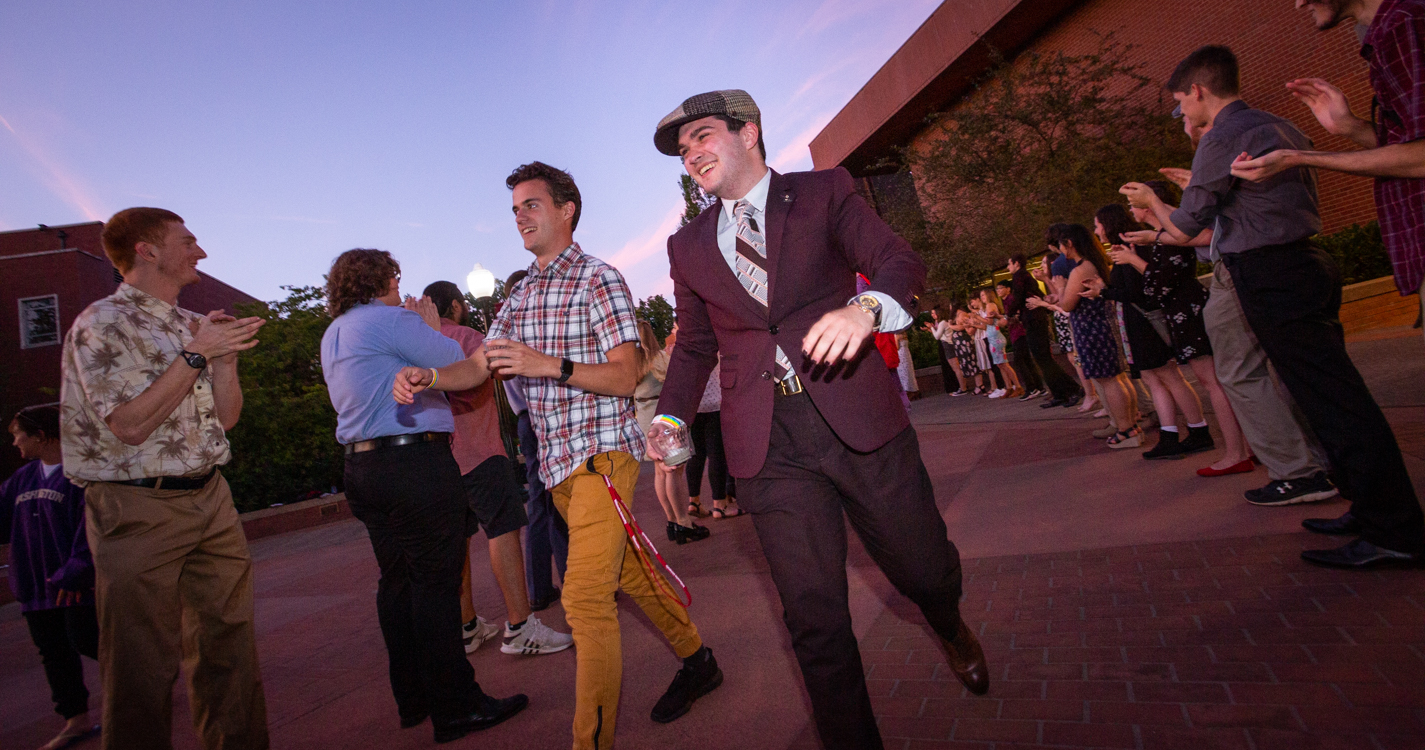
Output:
[1040, 398, 1067, 409]
[671, 522, 711, 545]
[1300, 538, 1421, 570]
[529, 588, 562, 612]
[433, 687, 529, 743]
[1302, 511, 1361, 535]
[1061, 393, 1083, 408]
[651, 647, 723, 723]
[939, 620, 990, 696]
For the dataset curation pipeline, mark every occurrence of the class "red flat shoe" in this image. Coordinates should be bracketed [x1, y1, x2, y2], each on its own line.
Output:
[1197, 459, 1255, 477]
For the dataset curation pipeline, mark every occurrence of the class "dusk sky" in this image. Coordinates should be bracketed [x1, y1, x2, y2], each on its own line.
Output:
[1, 0, 939, 305]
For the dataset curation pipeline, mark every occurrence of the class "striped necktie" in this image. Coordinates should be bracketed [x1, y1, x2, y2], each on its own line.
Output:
[732, 200, 793, 380]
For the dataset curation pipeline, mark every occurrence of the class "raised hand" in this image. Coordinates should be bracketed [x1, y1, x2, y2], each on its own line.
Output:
[392, 366, 433, 404]
[1286, 78, 1365, 137]
[1157, 167, 1192, 189]
[188, 314, 264, 361]
[1107, 244, 1141, 265]
[1119, 182, 1158, 209]
[403, 295, 441, 330]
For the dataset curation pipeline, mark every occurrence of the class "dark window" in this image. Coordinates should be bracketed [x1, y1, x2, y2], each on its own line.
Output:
[19, 294, 61, 348]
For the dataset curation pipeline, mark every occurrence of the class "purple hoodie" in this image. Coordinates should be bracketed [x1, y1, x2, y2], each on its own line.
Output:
[0, 460, 94, 612]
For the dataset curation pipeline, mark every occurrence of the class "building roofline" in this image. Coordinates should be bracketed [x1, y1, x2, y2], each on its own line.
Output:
[809, 0, 1081, 175]
[0, 221, 103, 236]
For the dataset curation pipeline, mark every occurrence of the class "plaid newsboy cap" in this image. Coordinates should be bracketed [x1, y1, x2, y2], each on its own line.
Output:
[654, 89, 761, 156]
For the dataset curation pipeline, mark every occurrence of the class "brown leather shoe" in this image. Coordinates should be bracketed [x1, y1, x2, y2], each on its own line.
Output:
[940, 620, 990, 695]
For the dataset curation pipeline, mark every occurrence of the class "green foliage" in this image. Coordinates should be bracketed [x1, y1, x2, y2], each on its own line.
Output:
[636, 294, 677, 340]
[907, 324, 942, 370]
[1315, 221, 1394, 286]
[463, 281, 510, 334]
[680, 174, 716, 227]
[904, 35, 1194, 299]
[223, 285, 342, 512]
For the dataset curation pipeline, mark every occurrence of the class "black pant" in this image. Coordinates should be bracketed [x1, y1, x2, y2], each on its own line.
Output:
[25, 606, 99, 719]
[686, 411, 735, 501]
[1225, 243, 1425, 553]
[1022, 308, 1080, 399]
[936, 340, 956, 393]
[344, 441, 478, 722]
[739, 391, 965, 750]
[1010, 336, 1043, 392]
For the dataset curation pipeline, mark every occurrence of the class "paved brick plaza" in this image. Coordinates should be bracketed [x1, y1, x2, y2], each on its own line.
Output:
[2, 331, 1423, 749]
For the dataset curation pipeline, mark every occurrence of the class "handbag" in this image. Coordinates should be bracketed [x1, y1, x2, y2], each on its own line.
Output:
[1133, 304, 1173, 346]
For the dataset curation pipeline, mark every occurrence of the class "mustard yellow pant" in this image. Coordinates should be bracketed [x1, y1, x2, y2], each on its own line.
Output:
[551, 452, 702, 750]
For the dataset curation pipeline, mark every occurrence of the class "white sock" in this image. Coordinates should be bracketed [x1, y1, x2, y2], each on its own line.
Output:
[1161, 425, 1179, 433]
[1188, 421, 1207, 429]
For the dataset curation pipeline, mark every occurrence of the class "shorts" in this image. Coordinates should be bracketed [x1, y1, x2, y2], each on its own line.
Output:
[462, 455, 530, 539]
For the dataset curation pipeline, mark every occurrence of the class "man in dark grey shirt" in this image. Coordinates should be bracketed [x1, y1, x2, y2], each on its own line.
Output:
[1130, 45, 1424, 569]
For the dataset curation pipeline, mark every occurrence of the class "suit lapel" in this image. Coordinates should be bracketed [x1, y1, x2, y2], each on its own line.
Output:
[699, 199, 768, 322]
[763, 170, 793, 319]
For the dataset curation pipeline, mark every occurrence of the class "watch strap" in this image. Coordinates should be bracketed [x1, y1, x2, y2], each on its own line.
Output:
[558, 358, 575, 383]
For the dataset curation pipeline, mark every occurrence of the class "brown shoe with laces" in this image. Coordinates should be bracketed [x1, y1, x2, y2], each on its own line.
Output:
[939, 620, 990, 695]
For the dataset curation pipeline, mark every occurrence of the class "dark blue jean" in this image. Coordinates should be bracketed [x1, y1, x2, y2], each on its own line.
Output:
[518, 411, 568, 601]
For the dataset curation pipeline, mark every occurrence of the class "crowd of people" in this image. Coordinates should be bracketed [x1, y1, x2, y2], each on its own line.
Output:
[5, 2, 1425, 749]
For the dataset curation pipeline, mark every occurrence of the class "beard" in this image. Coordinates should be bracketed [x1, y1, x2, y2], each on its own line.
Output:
[1307, 0, 1352, 30]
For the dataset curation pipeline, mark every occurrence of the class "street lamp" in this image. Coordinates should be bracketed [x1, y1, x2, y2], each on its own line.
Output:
[466, 263, 496, 299]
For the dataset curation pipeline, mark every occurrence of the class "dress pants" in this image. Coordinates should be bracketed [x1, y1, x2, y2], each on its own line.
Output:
[1224, 244, 1425, 554]
[687, 411, 735, 501]
[1009, 335, 1044, 392]
[1204, 262, 1326, 482]
[739, 390, 965, 750]
[1022, 308, 1079, 399]
[344, 442, 478, 724]
[24, 605, 99, 719]
[519, 411, 568, 603]
[550, 451, 703, 750]
[85, 472, 268, 750]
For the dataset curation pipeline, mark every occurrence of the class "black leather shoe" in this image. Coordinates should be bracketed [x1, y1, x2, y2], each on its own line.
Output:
[1040, 398, 1067, 409]
[939, 620, 990, 696]
[671, 522, 711, 545]
[1301, 538, 1421, 570]
[433, 687, 529, 743]
[1061, 393, 1083, 408]
[1302, 511, 1361, 535]
[651, 647, 723, 723]
[529, 588, 561, 612]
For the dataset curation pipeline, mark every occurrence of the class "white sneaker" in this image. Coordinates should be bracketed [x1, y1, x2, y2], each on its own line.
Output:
[988, 389, 1005, 399]
[462, 616, 501, 654]
[501, 614, 574, 655]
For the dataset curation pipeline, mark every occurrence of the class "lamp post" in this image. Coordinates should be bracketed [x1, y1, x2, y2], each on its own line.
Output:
[466, 263, 496, 299]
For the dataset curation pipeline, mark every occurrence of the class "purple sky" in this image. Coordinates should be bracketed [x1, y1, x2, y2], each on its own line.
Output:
[1, 0, 938, 304]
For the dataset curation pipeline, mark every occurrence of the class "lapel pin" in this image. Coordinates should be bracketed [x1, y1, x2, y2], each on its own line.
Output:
[782, 193, 793, 203]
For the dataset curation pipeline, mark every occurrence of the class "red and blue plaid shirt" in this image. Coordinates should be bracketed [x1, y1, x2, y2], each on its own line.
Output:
[487, 243, 644, 487]
[1364, 0, 1425, 295]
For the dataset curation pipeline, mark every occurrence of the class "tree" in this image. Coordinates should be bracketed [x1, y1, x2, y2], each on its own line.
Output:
[222, 285, 342, 512]
[462, 281, 510, 334]
[636, 294, 677, 340]
[904, 35, 1194, 298]
[680, 174, 716, 227]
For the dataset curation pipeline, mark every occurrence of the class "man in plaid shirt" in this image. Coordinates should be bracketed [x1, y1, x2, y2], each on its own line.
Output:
[480, 162, 718, 748]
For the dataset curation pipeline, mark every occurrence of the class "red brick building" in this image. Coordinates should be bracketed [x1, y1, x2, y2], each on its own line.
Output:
[811, 0, 1378, 234]
[1, 222, 258, 477]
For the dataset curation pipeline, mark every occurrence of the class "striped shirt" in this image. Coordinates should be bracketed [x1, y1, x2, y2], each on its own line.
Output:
[486, 243, 644, 486]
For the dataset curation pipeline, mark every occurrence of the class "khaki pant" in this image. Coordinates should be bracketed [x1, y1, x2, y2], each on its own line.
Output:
[1204, 263, 1326, 481]
[85, 472, 269, 750]
[551, 452, 702, 750]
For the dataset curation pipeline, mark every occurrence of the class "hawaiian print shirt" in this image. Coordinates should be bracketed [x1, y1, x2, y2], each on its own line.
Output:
[60, 284, 230, 484]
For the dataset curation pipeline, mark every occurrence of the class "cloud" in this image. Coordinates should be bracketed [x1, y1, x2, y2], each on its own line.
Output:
[605, 201, 684, 272]
[769, 111, 836, 172]
[0, 111, 106, 221]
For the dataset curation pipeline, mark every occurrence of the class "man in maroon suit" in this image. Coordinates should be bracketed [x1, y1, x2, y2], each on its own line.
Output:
[646, 90, 990, 750]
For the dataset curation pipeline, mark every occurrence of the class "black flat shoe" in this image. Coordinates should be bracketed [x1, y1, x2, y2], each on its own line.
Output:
[671, 522, 710, 545]
[1302, 511, 1361, 535]
[1300, 538, 1421, 569]
[652, 647, 723, 723]
[1040, 398, 1067, 409]
[1061, 393, 1083, 408]
[433, 687, 529, 743]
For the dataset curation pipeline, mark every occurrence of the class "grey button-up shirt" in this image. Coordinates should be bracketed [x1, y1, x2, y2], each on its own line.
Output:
[1170, 100, 1322, 256]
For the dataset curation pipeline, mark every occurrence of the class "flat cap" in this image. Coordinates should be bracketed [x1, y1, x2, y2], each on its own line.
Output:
[654, 89, 760, 156]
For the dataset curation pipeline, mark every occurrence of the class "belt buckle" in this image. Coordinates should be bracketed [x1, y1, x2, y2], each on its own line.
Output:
[776, 374, 804, 396]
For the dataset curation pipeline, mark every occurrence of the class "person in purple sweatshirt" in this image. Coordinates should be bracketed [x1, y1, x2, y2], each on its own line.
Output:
[3, 404, 100, 750]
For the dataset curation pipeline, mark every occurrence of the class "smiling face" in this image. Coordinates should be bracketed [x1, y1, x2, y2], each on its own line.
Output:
[677, 116, 765, 200]
[1173, 87, 1215, 132]
[9, 420, 48, 461]
[143, 221, 205, 288]
[511, 179, 575, 257]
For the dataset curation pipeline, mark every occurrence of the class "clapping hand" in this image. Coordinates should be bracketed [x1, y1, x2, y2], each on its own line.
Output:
[403, 295, 440, 330]
[1107, 244, 1140, 265]
[1120, 230, 1160, 246]
[187, 312, 264, 361]
[392, 366, 433, 404]
[1158, 168, 1192, 189]
[1119, 182, 1159, 209]
[1286, 78, 1365, 137]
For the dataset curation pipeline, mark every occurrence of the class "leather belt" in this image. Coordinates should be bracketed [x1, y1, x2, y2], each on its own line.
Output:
[110, 467, 217, 491]
[775, 374, 805, 396]
[344, 432, 451, 455]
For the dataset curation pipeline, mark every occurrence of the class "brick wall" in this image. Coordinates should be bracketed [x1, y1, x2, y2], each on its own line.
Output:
[907, 0, 1379, 233]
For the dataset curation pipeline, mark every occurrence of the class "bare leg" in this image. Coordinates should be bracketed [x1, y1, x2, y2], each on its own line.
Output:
[1158, 364, 1205, 425]
[1139, 368, 1179, 430]
[1097, 376, 1135, 435]
[998, 362, 1020, 392]
[488, 530, 532, 625]
[655, 469, 694, 526]
[42, 713, 96, 750]
[1190, 355, 1252, 469]
[949, 359, 965, 391]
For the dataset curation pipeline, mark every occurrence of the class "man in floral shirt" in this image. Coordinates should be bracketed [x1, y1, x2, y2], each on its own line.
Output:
[60, 207, 270, 749]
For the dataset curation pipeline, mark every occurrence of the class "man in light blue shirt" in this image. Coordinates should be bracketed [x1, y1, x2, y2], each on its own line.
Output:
[319, 248, 527, 743]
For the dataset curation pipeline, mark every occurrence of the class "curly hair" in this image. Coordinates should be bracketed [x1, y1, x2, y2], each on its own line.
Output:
[326, 249, 399, 318]
[506, 161, 582, 231]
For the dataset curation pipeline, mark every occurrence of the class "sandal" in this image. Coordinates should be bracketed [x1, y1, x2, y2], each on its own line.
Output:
[688, 499, 711, 518]
[1106, 427, 1142, 449]
[710, 504, 746, 519]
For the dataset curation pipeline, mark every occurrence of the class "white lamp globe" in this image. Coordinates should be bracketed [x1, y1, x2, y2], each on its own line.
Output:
[466, 263, 496, 299]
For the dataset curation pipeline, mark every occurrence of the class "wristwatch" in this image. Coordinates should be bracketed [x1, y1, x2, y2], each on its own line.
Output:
[852, 294, 883, 332]
[558, 357, 575, 384]
[180, 350, 207, 369]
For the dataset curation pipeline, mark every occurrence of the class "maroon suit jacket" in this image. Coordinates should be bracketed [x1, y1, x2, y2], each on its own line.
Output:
[655, 167, 926, 477]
